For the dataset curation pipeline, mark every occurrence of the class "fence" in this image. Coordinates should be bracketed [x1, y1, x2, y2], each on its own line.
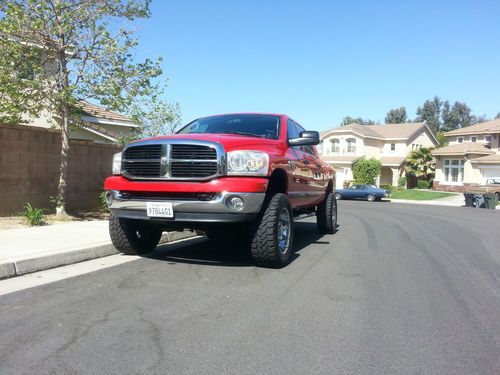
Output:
[0, 123, 121, 215]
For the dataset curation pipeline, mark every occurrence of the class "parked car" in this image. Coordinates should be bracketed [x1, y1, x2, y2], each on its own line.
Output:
[104, 113, 337, 268]
[335, 184, 389, 202]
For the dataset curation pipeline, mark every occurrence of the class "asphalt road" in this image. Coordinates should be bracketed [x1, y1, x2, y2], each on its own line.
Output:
[1, 201, 500, 375]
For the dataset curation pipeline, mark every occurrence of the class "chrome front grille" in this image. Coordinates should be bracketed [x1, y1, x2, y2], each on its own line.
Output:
[122, 140, 223, 180]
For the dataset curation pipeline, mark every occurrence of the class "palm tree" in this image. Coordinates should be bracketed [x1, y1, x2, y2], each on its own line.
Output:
[404, 147, 435, 180]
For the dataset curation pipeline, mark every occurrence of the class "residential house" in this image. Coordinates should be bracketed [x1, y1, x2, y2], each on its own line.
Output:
[432, 119, 500, 192]
[319, 122, 438, 189]
[29, 100, 138, 144]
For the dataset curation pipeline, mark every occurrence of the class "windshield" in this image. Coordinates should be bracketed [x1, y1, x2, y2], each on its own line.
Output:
[177, 114, 280, 139]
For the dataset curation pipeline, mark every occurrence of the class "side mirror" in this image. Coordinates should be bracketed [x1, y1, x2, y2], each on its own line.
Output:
[289, 131, 320, 146]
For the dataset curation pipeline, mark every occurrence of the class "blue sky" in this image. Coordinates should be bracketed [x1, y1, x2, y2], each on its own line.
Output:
[135, 0, 500, 132]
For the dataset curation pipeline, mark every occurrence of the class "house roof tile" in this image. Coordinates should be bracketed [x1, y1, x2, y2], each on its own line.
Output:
[379, 156, 406, 166]
[444, 119, 500, 136]
[431, 143, 495, 156]
[76, 101, 134, 123]
[321, 122, 427, 140]
[470, 153, 500, 164]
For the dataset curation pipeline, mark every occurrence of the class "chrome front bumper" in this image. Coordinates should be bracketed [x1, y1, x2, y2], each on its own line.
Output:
[107, 190, 266, 222]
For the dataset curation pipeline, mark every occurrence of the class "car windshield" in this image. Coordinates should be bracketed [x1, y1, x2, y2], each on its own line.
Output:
[177, 114, 280, 139]
[369, 185, 377, 189]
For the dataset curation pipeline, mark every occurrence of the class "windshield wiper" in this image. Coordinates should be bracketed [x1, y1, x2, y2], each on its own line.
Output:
[220, 131, 267, 138]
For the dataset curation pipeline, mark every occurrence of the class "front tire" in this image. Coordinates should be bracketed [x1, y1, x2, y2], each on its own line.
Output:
[317, 191, 338, 234]
[250, 193, 294, 268]
[109, 215, 162, 255]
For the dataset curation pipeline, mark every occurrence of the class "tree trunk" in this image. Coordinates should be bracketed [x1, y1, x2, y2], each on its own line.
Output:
[56, 102, 70, 218]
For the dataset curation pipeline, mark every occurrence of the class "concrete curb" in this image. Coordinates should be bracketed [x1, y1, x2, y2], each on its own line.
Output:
[0, 230, 199, 280]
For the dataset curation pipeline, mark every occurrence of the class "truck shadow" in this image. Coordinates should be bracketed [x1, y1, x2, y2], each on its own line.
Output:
[145, 222, 331, 267]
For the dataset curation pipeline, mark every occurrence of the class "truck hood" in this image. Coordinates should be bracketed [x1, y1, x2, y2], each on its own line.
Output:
[132, 133, 283, 153]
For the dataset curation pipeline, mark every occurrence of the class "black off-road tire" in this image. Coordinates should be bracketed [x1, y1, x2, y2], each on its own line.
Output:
[250, 193, 294, 268]
[109, 215, 162, 255]
[317, 191, 337, 234]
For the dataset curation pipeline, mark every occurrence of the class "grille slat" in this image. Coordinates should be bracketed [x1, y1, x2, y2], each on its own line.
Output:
[122, 142, 220, 180]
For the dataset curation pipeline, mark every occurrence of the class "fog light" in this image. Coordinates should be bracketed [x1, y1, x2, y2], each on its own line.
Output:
[105, 191, 113, 206]
[226, 196, 245, 211]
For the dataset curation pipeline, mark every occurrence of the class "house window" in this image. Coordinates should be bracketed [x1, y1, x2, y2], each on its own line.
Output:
[458, 137, 464, 143]
[471, 136, 477, 142]
[330, 139, 339, 153]
[485, 135, 492, 144]
[346, 138, 356, 153]
[390, 143, 396, 151]
[443, 159, 464, 183]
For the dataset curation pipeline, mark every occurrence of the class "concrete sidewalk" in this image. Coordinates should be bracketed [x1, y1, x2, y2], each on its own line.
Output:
[389, 193, 500, 208]
[0, 220, 198, 280]
[389, 193, 465, 207]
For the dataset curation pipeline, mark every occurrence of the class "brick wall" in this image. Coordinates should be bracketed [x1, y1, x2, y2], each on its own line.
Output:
[0, 124, 121, 215]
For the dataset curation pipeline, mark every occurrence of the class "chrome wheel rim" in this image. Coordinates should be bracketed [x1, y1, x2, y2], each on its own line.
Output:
[277, 208, 291, 254]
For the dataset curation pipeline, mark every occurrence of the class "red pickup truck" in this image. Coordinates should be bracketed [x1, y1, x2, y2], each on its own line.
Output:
[104, 113, 336, 267]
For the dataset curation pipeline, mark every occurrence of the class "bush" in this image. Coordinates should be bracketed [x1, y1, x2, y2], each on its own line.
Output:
[416, 180, 431, 189]
[398, 176, 407, 188]
[380, 184, 394, 192]
[22, 203, 46, 226]
[352, 158, 382, 185]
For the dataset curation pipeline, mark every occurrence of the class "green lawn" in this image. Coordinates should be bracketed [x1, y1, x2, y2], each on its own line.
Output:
[390, 189, 457, 200]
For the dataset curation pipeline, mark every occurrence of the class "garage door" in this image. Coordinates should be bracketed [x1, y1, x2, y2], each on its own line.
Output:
[482, 167, 500, 182]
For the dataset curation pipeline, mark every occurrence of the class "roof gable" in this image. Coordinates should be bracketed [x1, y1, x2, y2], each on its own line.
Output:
[321, 122, 427, 140]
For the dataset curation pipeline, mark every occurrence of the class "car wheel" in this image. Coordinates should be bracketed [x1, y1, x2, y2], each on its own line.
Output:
[250, 193, 294, 268]
[367, 194, 376, 202]
[109, 215, 162, 255]
[317, 191, 338, 234]
[334, 192, 342, 200]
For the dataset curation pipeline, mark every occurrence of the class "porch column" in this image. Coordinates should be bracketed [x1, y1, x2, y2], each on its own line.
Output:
[391, 167, 399, 186]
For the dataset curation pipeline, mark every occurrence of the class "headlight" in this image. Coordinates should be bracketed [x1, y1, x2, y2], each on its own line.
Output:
[112, 152, 122, 175]
[227, 151, 269, 176]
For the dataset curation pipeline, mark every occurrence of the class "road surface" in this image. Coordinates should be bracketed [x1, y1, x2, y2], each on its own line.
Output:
[1, 201, 499, 374]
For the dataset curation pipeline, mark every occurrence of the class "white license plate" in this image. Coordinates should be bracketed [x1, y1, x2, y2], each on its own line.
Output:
[146, 202, 174, 218]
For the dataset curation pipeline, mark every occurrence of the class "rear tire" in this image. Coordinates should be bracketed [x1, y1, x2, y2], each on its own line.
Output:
[334, 192, 342, 200]
[317, 191, 337, 234]
[367, 194, 376, 202]
[250, 193, 294, 268]
[109, 215, 162, 255]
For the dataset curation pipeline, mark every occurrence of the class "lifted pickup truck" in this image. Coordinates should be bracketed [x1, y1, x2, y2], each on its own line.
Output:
[104, 113, 336, 267]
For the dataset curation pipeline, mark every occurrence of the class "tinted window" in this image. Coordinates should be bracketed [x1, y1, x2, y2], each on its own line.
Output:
[294, 122, 315, 155]
[287, 120, 300, 139]
[177, 114, 280, 139]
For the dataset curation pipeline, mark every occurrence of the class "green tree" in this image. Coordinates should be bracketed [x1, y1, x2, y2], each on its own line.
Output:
[435, 131, 448, 147]
[341, 116, 376, 126]
[352, 158, 381, 184]
[404, 147, 435, 181]
[441, 101, 474, 131]
[0, 0, 176, 217]
[415, 96, 443, 133]
[384, 106, 407, 124]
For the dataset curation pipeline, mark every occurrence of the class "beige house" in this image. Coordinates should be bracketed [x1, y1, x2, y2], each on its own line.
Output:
[319, 122, 438, 189]
[432, 119, 500, 192]
[27, 101, 138, 145]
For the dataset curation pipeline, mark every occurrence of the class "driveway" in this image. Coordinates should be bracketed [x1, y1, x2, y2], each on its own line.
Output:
[1, 202, 499, 374]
